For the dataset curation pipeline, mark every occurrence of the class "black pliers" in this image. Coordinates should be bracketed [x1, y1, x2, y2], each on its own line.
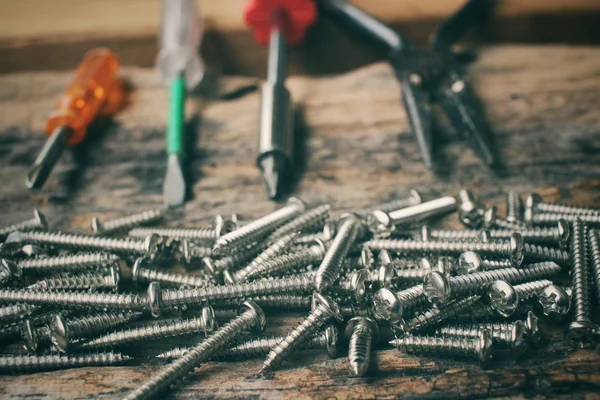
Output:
[319, 0, 497, 169]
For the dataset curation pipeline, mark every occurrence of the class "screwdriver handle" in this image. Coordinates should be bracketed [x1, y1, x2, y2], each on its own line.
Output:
[244, 0, 317, 45]
[45, 48, 120, 146]
[166, 75, 186, 156]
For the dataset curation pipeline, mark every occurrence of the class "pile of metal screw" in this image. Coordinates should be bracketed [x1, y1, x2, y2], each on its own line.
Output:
[0, 189, 599, 400]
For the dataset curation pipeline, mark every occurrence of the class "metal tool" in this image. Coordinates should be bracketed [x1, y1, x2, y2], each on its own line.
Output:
[26, 49, 122, 189]
[158, 0, 205, 207]
[244, 0, 317, 199]
[320, 0, 497, 169]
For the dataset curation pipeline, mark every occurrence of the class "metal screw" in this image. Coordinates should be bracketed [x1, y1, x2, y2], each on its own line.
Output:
[587, 229, 600, 307]
[315, 214, 364, 292]
[371, 286, 427, 324]
[8, 231, 162, 259]
[364, 233, 525, 267]
[522, 243, 570, 266]
[201, 242, 266, 276]
[0, 352, 130, 374]
[15, 252, 120, 274]
[567, 220, 598, 346]
[506, 191, 524, 222]
[132, 258, 211, 288]
[345, 317, 379, 376]
[49, 311, 142, 352]
[260, 293, 342, 373]
[161, 274, 315, 310]
[211, 294, 311, 312]
[335, 190, 422, 225]
[423, 262, 561, 306]
[487, 279, 553, 317]
[267, 204, 331, 243]
[0, 259, 21, 288]
[537, 284, 570, 319]
[128, 220, 236, 243]
[0, 303, 42, 325]
[27, 268, 120, 292]
[80, 307, 216, 350]
[438, 321, 528, 353]
[390, 329, 493, 365]
[526, 194, 600, 218]
[367, 196, 457, 236]
[22, 320, 51, 353]
[123, 301, 265, 400]
[458, 189, 486, 228]
[91, 208, 165, 235]
[331, 269, 369, 304]
[401, 295, 482, 333]
[0, 209, 47, 241]
[213, 198, 305, 255]
[526, 211, 600, 227]
[230, 232, 299, 283]
[235, 240, 326, 280]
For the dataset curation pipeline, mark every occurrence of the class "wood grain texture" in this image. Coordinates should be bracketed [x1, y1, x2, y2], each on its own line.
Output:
[0, 45, 600, 398]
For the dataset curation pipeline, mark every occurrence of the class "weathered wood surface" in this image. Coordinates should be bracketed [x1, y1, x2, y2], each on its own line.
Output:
[2, 0, 600, 74]
[1, 45, 600, 398]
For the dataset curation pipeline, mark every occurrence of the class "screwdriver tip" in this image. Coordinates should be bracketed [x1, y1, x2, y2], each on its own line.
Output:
[258, 153, 289, 201]
[163, 154, 186, 208]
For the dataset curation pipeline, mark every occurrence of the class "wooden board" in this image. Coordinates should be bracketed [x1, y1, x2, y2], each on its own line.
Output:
[0, 45, 600, 398]
[1, 0, 600, 74]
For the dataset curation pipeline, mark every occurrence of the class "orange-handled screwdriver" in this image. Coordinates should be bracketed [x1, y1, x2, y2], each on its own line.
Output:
[26, 48, 122, 190]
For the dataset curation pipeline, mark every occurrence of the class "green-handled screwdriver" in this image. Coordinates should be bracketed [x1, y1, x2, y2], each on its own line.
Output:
[157, 0, 204, 207]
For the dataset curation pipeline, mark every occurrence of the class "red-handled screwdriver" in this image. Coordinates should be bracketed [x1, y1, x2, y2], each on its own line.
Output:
[26, 48, 124, 190]
[244, 0, 316, 200]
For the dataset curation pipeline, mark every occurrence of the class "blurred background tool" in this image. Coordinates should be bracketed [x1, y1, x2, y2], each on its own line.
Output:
[26, 49, 122, 190]
[320, 0, 497, 169]
[244, 0, 317, 200]
[158, 0, 205, 207]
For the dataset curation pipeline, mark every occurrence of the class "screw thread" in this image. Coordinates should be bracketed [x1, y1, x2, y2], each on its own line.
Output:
[513, 280, 553, 302]
[18, 231, 153, 256]
[123, 307, 259, 400]
[532, 213, 600, 226]
[348, 323, 374, 376]
[570, 220, 591, 322]
[523, 244, 569, 265]
[482, 259, 512, 270]
[493, 217, 528, 230]
[396, 285, 427, 313]
[0, 212, 46, 241]
[0, 352, 129, 373]
[65, 312, 142, 339]
[0, 303, 41, 324]
[261, 304, 332, 371]
[588, 230, 600, 307]
[267, 205, 331, 242]
[246, 246, 324, 279]
[207, 243, 266, 274]
[506, 192, 523, 222]
[213, 201, 304, 254]
[438, 323, 519, 348]
[393, 335, 485, 361]
[406, 295, 481, 333]
[295, 232, 329, 245]
[234, 233, 299, 282]
[0, 289, 147, 311]
[0, 267, 13, 287]
[96, 209, 164, 235]
[536, 202, 600, 216]
[316, 217, 362, 292]
[27, 271, 117, 292]
[212, 294, 311, 312]
[162, 274, 314, 307]
[82, 315, 214, 349]
[394, 268, 431, 287]
[129, 227, 215, 241]
[17, 252, 119, 274]
[446, 263, 561, 298]
[346, 194, 422, 222]
[135, 265, 210, 288]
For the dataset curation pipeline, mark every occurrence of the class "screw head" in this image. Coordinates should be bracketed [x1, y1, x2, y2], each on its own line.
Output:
[309, 238, 327, 254]
[216, 219, 236, 239]
[376, 264, 395, 288]
[20, 244, 46, 257]
[312, 293, 343, 322]
[322, 221, 337, 242]
[538, 284, 570, 318]
[287, 197, 307, 212]
[371, 288, 403, 323]
[524, 194, 542, 222]
[511, 320, 528, 353]
[566, 320, 599, 347]
[367, 210, 394, 237]
[419, 257, 433, 270]
[238, 301, 266, 334]
[1, 259, 22, 278]
[108, 265, 121, 290]
[22, 319, 39, 353]
[458, 191, 486, 228]
[420, 225, 431, 241]
[557, 219, 570, 249]
[50, 313, 70, 353]
[360, 248, 375, 269]
[409, 189, 422, 204]
[526, 311, 540, 344]
[349, 269, 369, 304]
[131, 258, 145, 283]
[324, 325, 340, 358]
[143, 234, 161, 258]
[488, 280, 519, 317]
[479, 230, 492, 243]
[200, 306, 217, 336]
[483, 207, 497, 229]
[435, 257, 453, 276]
[457, 251, 482, 275]
[509, 233, 525, 267]
[222, 269, 236, 285]
[90, 216, 103, 234]
[33, 209, 48, 230]
[147, 281, 162, 318]
[345, 317, 380, 343]
[423, 271, 451, 307]
[477, 329, 494, 365]
[377, 249, 392, 267]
